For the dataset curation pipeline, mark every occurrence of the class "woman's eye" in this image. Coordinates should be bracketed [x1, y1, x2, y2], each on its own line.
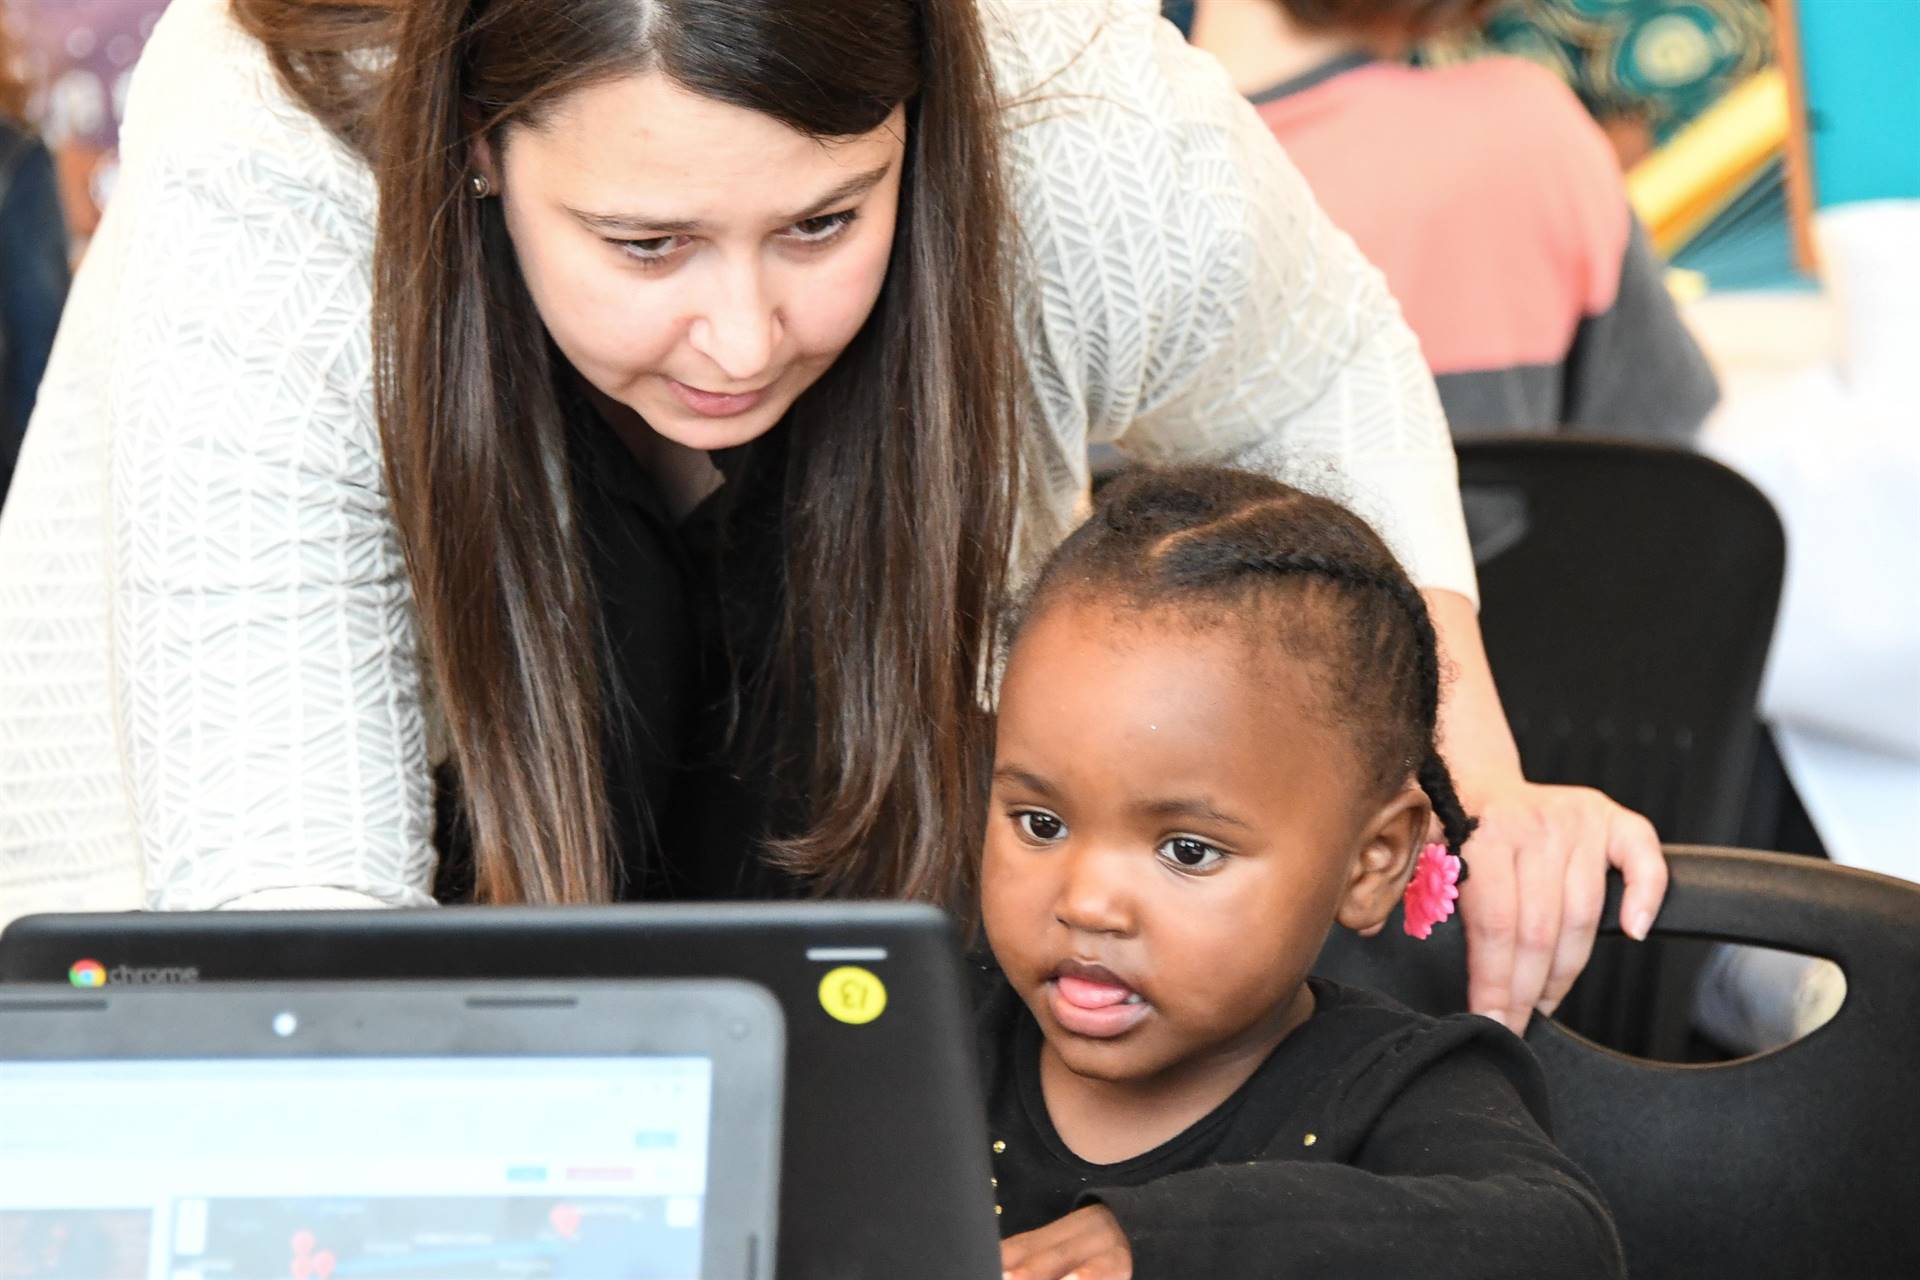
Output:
[614, 235, 687, 263]
[1014, 811, 1066, 843]
[785, 210, 858, 244]
[1157, 836, 1225, 872]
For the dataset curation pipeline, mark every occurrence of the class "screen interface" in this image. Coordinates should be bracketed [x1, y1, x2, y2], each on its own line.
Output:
[0, 1055, 713, 1279]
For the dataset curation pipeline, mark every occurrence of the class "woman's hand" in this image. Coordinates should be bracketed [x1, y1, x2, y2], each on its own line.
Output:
[1423, 590, 1671, 1034]
[1455, 775, 1667, 1033]
[1001, 1205, 1133, 1280]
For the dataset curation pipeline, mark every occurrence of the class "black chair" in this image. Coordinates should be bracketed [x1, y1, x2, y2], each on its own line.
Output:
[1456, 437, 1784, 845]
[1526, 846, 1920, 1280]
[1317, 438, 1787, 1055]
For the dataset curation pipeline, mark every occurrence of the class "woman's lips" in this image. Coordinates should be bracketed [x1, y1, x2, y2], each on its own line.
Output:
[1047, 963, 1150, 1039]
[666, 378, 770, 418]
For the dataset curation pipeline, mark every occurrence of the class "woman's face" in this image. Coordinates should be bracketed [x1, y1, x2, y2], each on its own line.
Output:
[493, 71, 906, 452]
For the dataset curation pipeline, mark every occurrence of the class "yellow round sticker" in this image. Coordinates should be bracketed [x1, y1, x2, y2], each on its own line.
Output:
[818, 966, 888, 1025]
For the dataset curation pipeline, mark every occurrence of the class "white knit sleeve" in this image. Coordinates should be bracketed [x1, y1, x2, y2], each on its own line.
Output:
[994, 0, 1476, 600]
[106, 153, 436, 910]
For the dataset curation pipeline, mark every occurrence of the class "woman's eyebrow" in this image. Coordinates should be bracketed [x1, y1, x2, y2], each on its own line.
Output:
[784, 163, 891, 222]
[567, 162, 892, 237]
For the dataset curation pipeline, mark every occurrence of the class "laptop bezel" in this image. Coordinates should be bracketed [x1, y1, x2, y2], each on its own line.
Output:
[0, 902, 1004, 1280]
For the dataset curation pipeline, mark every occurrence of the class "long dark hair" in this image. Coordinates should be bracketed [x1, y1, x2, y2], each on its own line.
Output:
[1020, 465, 1477, 857]
[234, 0, 1019, 906]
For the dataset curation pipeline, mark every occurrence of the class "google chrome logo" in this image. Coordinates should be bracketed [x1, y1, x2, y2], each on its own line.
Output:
[68, 959, 107, 988]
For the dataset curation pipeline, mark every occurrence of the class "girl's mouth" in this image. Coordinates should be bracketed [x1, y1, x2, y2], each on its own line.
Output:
[1046, 960, 1150, 1039]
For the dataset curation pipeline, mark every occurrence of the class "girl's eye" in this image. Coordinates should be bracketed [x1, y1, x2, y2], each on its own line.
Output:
[614, 234, 687, 264]
[1157, 836, 1226, 872]
[1014, 811, 1066, 844]
[785, 209, 858, 244]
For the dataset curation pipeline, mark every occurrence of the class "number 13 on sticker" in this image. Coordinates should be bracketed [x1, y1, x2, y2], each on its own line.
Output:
[818, 966, 887, 1024]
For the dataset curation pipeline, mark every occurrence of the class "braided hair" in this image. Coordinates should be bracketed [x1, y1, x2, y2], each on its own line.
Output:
[1019, 465, 1478, 859]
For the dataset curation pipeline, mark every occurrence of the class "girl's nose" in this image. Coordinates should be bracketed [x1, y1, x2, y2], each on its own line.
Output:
[1053, 844, 1136, 937]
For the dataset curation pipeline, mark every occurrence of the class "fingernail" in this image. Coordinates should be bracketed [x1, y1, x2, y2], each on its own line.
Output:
[1625, 909, 1652, 940]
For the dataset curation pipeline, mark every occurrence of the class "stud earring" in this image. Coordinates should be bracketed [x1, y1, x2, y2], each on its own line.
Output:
[470, 172, 492, 199]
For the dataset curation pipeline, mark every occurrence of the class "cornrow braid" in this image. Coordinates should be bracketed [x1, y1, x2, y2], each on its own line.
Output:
[1230, 550, 1477, 862]
[1027, 464, 1479, 865]
[1418, 752, 1479, 862]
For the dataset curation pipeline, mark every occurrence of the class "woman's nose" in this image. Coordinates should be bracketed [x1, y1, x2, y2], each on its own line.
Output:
[686, 263, 781, 384]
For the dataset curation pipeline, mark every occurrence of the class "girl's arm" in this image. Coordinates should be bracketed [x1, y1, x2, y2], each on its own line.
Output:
[1007, 1032, 1625, 1280]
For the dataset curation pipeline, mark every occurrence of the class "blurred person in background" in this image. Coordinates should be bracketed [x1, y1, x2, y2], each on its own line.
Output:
[3, 0, 170, 254]
[1172, 0, 1773, 170]
[1418, 0, 1772, 169]
[0, 11, 68, 508]
[1190, 0, 1719, 444]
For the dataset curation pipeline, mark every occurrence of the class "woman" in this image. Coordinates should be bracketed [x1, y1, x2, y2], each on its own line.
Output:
[0, 0, 1661, 1033]
[0, 22, 69, 508]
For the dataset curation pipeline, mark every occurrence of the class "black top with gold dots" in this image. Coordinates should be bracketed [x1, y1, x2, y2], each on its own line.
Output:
[971, 958, 1625, 1278]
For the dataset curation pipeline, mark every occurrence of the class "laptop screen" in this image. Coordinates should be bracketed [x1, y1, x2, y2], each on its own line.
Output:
[0, 1054, 714, 1280]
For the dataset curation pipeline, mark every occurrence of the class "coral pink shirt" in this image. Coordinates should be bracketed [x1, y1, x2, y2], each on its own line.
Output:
[1255, 56, 1716, 437]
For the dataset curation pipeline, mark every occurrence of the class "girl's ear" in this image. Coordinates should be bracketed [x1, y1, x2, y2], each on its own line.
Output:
[1335, 785, 1432, 938]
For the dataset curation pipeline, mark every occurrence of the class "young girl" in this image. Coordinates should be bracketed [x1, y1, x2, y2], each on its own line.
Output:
[977, 465, 1624, 1280]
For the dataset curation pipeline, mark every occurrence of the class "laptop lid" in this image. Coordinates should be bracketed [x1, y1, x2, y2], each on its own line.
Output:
[0, 979, 782, 1280]
[0, 903, 1002, 1280]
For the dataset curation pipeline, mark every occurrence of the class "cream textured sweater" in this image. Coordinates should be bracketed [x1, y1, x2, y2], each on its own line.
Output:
[0, 0, 1470, 923]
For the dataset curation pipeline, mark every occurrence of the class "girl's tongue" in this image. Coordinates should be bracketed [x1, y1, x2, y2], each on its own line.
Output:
[1048, 970, 1151, 1039]
[1056, 973, 1137, 1009]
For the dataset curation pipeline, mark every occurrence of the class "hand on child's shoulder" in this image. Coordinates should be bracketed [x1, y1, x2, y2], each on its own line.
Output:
[1000, 1204, 1132, 1280]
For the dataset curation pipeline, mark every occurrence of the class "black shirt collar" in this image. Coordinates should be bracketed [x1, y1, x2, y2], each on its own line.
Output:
[1247, 51, 1379, 107]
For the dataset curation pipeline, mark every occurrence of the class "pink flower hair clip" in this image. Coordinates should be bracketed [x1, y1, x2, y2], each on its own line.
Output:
[1403, 842, 1462, 940]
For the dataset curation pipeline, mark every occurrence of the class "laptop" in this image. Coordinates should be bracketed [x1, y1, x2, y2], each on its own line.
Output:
[0, 978, 782, 1279]
[0, 903, 1003, 1280]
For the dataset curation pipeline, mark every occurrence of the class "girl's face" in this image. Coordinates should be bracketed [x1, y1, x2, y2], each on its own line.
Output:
[492, 71, 906, 452]
[981, 596, 1427, 1087]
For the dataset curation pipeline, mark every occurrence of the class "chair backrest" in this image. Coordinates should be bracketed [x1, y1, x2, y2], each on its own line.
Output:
[1527, 846, 1920, 1280]
[1316, 439, 1789, 1052]
[1468, 437, 1787, 1053]
[1459, 437, 1785, 843]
